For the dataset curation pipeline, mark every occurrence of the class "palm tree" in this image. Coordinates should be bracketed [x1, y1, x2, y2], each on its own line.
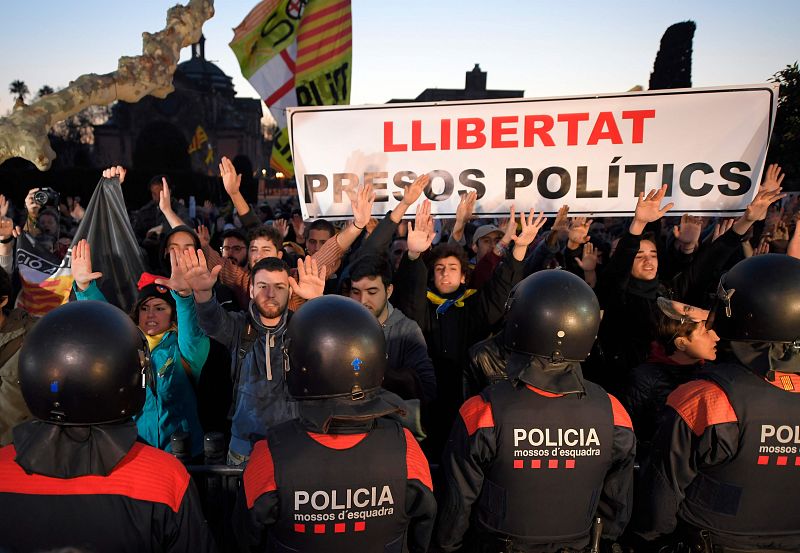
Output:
[37, 85, 54, 98]
[9, 80, 29, 102]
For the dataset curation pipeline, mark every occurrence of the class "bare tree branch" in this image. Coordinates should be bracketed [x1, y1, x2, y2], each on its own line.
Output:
[0, 0, 214, 170]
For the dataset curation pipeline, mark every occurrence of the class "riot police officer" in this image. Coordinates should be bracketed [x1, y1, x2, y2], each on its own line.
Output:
[233, 295, 436, 552]
[0, 300, 216, 552]
[436, 269, 636, 552]
[634, 254, 800, 552]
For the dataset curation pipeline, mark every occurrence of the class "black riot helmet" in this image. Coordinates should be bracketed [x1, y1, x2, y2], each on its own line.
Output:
[285, 295, 386, 401]
[504, 269, 601, 362]
[710, 254, 800, 343]
[19, 300, 151, 425]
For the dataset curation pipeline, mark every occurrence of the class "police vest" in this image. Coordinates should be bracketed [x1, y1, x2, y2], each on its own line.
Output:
[268, 418, 410, 553]
[682, 363, 800, 536]
[478, 380, 614, 543]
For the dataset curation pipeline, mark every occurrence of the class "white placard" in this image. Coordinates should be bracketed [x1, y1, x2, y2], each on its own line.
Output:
[288, 84, 778, 220]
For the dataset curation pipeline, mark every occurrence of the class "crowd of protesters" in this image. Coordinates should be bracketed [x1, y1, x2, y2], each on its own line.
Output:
[0, 157, 798, 552]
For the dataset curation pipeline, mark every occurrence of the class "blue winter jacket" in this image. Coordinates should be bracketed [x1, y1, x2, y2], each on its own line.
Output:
[74, 282, 209, 456]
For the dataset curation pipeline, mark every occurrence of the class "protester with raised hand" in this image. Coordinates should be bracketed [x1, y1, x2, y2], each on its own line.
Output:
[204, 160, 376, 309]
[71, 239, 209, 458]
[185, 246, 326, 464]
[449, 190, 477, 245]
[523, 204, 569, 275]
[594, 183, 786, 395]
[392, 201, 545, 458]
[131, 174, 189, 243]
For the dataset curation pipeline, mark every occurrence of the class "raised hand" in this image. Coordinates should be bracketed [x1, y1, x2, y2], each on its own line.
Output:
[673, 214, 703, 252]
[0, 195, 8, 219]
[407, 199, 435, 258]
[761, 163, 785, 193]
[513, 208, 547, 249]
[219, 157, 241, 198]
[753, 238, 770, 256]
[155, 249, 192, 297]
[455, 191, 477, 224]
[712, 218, 735, 242]
[551, 205, 570, 237]
[102, 165, 126, 184]
[158, 177, 174, 215]
[634, 185, 674, 225]
[568, 216, 594, 248]
[575, 241, 598, 272]
[773, 220, 790, 242]
[72, 239, 103, 291]
[291, 213, 305, 241]
[196, 224, 211, 249]
[182, 248, 222, 295]
[401, 173, 429, 207]
[288, 256, 327, 300]
[744, 186, 786, 223]
[274, 219, 290, 239]
[349, 182, 376, 230]
[500, 205, 517, 246]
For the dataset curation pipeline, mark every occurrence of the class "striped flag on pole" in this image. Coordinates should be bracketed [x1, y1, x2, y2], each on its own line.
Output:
[230, 0, 352, 177]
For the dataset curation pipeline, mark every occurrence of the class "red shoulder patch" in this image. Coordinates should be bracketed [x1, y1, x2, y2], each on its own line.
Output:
[0, 443, 189, 513]
[403, 428, 433, 491]
[667, 380, 737, 436]
[459, 395, 495, 436]
[608, 394, 633, 430]
[244, 439, 277, 509]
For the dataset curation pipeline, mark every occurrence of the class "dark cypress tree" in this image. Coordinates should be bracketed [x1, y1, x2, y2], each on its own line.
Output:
[767, 62, 800, 190]
[649, 21, 697, 90]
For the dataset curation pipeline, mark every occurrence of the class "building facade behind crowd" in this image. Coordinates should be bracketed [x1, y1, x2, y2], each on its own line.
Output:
[0, 160, 799, 552]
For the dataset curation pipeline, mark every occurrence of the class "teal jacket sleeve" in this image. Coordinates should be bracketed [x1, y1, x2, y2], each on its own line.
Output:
[172, 291, 210, 381]
[73, 281, 108, 302]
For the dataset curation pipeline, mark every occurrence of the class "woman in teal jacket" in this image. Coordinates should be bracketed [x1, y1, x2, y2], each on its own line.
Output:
[71, 239, 209, 457]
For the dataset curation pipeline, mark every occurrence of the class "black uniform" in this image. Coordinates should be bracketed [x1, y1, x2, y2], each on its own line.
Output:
[0, 421, 216, 553]
[233, 418, 436, 552]
[634, 363, 800, 551]
[437, 378, 636, 552]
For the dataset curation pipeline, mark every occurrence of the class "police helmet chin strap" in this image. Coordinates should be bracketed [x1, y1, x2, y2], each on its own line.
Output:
[716, 280, 736, 318]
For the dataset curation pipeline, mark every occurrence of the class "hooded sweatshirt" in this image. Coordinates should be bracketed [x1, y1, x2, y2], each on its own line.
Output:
[195, 294, 297, 457]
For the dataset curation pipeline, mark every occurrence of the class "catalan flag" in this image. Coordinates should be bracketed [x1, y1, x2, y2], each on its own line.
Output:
[230, 0, 352, 177]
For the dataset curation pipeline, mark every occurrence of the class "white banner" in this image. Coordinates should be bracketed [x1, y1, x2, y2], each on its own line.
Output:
[288, 84, 778, 220]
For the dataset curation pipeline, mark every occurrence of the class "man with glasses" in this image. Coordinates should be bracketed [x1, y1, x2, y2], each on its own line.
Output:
[220, 229, 248, 267]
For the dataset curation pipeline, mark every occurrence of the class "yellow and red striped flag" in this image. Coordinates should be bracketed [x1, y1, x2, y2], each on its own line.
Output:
[230, 0, 352, 177]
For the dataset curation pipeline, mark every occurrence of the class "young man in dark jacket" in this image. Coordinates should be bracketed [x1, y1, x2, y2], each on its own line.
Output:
[346, 253, 436, 404]
[392, 200, 545, 456]
[233, 296, 436, 552]
[185, 250, 325, 464]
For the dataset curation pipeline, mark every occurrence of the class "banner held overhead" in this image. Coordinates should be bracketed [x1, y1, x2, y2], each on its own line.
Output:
[288, 84, 778, 220]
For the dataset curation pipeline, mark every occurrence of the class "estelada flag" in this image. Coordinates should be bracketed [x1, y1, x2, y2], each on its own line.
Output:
[15, 177, 146, 317]
[229, 0, 352, 177]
